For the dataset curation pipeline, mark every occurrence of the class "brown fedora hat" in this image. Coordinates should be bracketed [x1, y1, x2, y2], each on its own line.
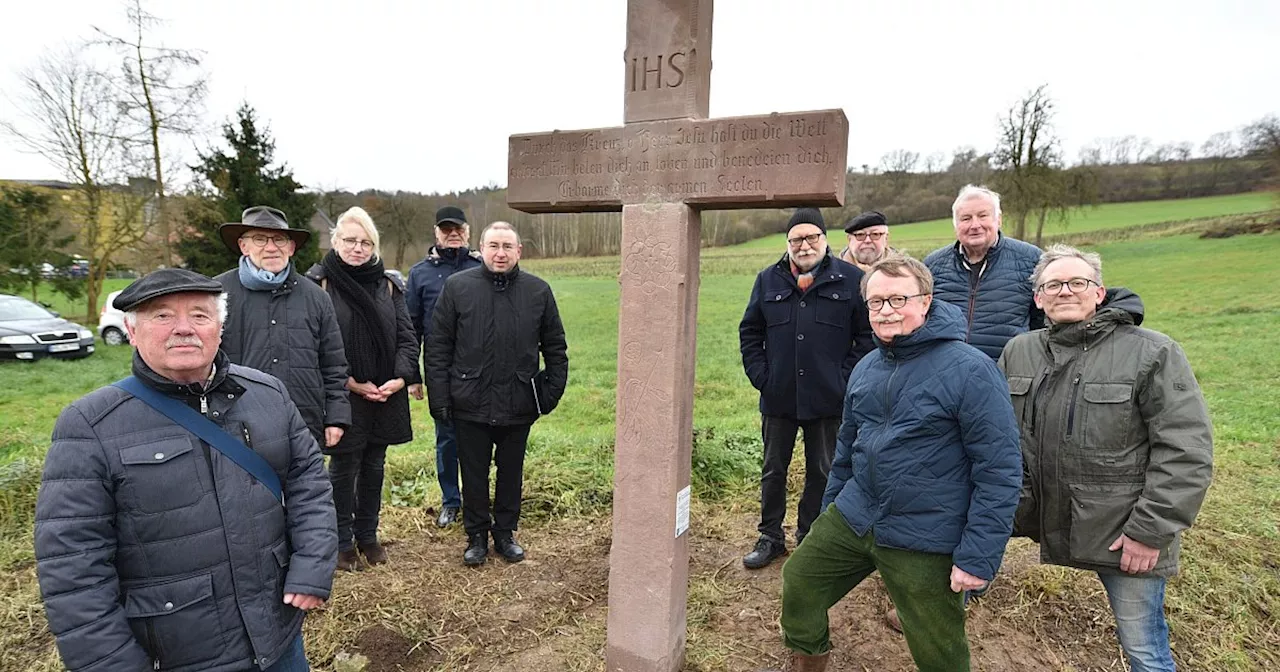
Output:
[218, 206, 312, 253]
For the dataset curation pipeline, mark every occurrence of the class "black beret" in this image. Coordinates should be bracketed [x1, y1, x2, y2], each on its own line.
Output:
[786, 207, 825, 234]
[112, 268, 224, 312]
[844, 210, 887, 233]
[436, 206, 467, 227]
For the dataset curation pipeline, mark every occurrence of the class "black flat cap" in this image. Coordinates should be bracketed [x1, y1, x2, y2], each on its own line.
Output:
[436, 206, 467, 227]
[112, 268, 224, 312]
[844, 210, 888, 233]
[217, 205, 311, 253]
[786, 207, 826, 234]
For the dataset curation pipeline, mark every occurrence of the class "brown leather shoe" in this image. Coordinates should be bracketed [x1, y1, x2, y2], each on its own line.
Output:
[336, 548, 362, 572]
[358, 540, 388, 566]
[885, 607, 903, 633]
[788, 651, 829, 672]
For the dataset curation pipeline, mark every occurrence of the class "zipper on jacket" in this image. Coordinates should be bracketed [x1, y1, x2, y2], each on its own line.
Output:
[963, 259, 985, 340]
[868, 359, 900, 502]
[200, 394, 208, 415]
[1065, 374, 1082, 437]
[146, 619, 161, 669]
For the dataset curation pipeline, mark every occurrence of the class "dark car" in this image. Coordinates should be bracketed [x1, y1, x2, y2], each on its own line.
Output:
[0, 294, 96, 361]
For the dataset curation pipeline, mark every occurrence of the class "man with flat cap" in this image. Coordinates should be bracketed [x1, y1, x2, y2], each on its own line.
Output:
[35, 268, 338, 671]
[406, 205, 482, 528]
[738, 207, 875, 569]
[216, 205, 351, 449]
[840, 210, 893, 272]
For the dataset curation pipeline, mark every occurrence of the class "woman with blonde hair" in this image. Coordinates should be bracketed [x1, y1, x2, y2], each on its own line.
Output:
[307, 206, 420, 571]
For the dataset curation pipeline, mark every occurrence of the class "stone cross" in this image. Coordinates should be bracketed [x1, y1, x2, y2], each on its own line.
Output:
[506, 2, 847, 670]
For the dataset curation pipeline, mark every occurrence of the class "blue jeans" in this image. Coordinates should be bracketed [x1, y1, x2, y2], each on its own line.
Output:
[1098, 573, 1175, 672]
[262, 634, 309, 671]
[435, 419, 461, 508]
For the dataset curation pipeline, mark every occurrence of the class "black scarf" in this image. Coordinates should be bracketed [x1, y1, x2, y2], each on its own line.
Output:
[321, 250, 395, 383]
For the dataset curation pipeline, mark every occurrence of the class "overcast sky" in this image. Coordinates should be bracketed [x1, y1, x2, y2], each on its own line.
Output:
[2, 0, 1277, 195]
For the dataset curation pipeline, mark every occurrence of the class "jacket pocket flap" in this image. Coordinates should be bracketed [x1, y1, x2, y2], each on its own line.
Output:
[1007, 376, 1033, 396]
[120, 438, 194, 466]
[1083, 382, 1131, 404]
[123, 573, 214, 618]
[765, 289, 793, 302]
[815, 287, 850, 301]
[271, 540, 290, 567]
[450, 365, 482, 380]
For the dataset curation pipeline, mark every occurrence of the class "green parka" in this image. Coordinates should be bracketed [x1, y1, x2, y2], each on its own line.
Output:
[997, 289, 1213, 576]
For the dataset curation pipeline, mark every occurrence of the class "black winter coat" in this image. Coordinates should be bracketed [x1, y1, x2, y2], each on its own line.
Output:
[425, 265, 569, 426]
[305, 264, 421, 454]
[216, 266, 352, 442]
[35, 351, 337, 672]
[924, 235, 1045, 360]
[739, 253, 875, 420]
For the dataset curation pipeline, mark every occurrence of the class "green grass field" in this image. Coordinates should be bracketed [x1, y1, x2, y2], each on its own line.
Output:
[0, 198, 1277, 669]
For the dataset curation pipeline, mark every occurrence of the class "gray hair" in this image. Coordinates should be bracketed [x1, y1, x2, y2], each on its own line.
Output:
[331, 206, 382, 260]
[481, 221, 521, 245]
[952, 184, 1002, 221]
[124, 292, 229, 329]
[860, 253, 934, 297]
[1030, 244, 1103, 288]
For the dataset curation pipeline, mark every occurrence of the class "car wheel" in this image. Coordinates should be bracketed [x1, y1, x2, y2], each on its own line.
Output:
[102, 327, 126, 346]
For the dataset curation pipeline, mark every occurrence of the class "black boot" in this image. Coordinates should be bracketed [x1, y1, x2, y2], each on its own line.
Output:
[463, 532, 488, 566]
[492, 530, 526, 563]
[743, 537, 787, 569]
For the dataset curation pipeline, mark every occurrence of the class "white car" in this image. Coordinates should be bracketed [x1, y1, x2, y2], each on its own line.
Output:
[98, 290, 130, 346]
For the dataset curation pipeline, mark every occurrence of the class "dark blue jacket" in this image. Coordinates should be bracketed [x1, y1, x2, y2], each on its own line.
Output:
[739, 253, 874, 421]
[822, 300, 1022, 580]
[924, 234, 1044, 360]
[406, 246, 482, 350]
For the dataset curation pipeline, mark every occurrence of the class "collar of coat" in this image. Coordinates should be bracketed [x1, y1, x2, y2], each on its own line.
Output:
[131, 349, 245, 399]
[426, 246, 481, 264]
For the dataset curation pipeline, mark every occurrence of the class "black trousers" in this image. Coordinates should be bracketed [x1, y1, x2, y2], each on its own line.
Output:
[759, 415, 841, 545]
[328, 443, 388, 551]
[455, 420, 532, 536]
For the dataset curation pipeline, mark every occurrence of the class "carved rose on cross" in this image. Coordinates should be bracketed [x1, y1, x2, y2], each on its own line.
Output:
[623, 234, 677, 296]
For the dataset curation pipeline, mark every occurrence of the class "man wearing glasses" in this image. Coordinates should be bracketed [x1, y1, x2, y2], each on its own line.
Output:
[407, 206, 482, 529]
[217, 206, 351, 449]
[771, 254, 1020, 672]
[998, 245, 1212, 672]
[738, 208, 874, 570]
[839, 210, 893, 271]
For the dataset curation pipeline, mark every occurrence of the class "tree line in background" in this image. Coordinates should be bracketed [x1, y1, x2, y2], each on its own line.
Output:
[2, 2, 1279, 320]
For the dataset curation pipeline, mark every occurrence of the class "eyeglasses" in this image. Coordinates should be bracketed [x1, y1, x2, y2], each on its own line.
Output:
[338, 237, 375, 251]
[787, 233, 824, 248]
[851, 231, 886, 241]
[865, 293, 929, 311]
[1036, 277, 1098, 295]
[242, 233, 292, 248]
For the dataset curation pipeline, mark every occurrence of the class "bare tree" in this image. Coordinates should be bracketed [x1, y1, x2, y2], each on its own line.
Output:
[992, 84, 1062, 239]
[1242, 114, 1280, 195]
[2, 47, 153, 321]
[94, 0, 207, 267]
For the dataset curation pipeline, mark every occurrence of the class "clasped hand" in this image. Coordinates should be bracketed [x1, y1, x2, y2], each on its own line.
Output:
[346, 377, 405, 403]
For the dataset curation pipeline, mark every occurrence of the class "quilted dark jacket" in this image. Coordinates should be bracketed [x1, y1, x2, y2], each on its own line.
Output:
[34, 351, 337, 672]
[739, 253, 874, 420]
[924, 235, 1044, 360]
[822, 300, 1022, 580]
[216, 266, 351, 442]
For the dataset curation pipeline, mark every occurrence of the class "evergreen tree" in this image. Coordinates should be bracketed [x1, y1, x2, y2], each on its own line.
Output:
[0, 186, 83, 303]
[178, 104, 318, 276]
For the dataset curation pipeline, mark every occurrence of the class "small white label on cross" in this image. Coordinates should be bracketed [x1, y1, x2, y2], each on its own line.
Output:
[675, 485, 691, 538]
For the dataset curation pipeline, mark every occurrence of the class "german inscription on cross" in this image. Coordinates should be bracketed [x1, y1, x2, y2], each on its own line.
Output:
[506, 2, 847, 670]
[507, 2, 848, 212]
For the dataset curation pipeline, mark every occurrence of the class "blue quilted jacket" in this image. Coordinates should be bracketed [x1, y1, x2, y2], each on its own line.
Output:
[924, 235, 1044, 360]
[822, 300, 1022, 580]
